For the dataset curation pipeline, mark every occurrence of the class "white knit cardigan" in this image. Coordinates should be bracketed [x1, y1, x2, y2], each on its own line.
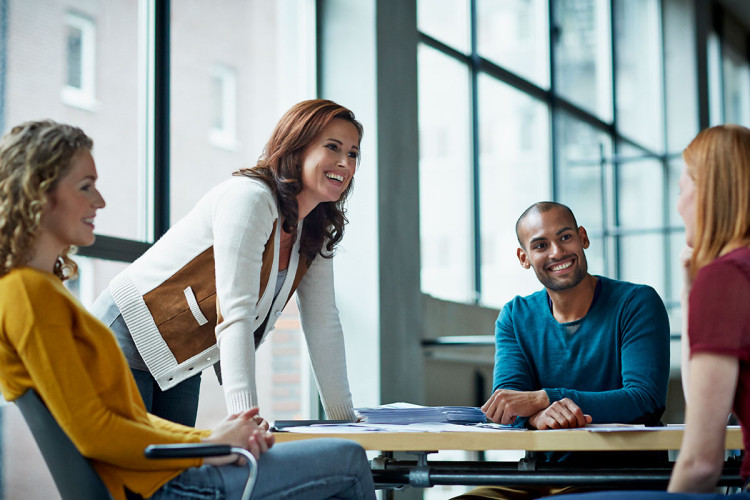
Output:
[109, 177, 355, 420]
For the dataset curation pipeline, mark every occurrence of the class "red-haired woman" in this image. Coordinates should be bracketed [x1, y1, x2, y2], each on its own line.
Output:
[552, 125, 750, 498]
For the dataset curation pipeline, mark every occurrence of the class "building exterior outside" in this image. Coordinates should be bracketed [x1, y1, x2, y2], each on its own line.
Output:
[0, 1, 315, 496]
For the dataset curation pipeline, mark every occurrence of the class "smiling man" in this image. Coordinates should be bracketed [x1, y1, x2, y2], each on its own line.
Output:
[455, 202, 670, 500]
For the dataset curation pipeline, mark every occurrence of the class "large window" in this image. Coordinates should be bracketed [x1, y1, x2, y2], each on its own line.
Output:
[416, 0, 727, 322]
[4, 2, 143, 243]
[553, 0, 613, 121]
[418, 45, 474, 303]
[478, 76, 550, 304]
[419, 3, 748, 495]
[0, 0, 315, 496]
[708, 7, 750, 128]
[477, 0, 549, 87]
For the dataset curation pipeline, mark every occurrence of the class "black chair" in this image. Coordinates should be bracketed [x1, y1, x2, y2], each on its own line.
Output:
[145, 444, 257, 500]
[14, 389, 114, 499]
[14, 389, 257, 500]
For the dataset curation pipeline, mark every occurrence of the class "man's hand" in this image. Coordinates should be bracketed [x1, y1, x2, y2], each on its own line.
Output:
[527, 398, 592, 429]
[202, 407, 275, 465]
[481, 389, 550, 425]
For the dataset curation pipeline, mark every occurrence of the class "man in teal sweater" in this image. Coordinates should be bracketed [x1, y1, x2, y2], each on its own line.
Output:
[456, 202, 670, 499]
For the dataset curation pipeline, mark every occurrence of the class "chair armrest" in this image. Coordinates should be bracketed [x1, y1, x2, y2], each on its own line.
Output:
[144, 443, 232, 458]
[145, 444, 257, 500]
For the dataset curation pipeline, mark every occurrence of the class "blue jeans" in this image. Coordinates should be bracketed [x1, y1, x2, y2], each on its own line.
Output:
[131, 368, 202, 427]
[149, 438, 376, 500]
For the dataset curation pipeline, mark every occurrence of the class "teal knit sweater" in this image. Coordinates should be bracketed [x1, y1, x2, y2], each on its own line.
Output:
[493, 276, 670, 426]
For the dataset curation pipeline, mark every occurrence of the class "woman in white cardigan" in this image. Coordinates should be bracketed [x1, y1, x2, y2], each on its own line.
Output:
[92, 99, 362, 426]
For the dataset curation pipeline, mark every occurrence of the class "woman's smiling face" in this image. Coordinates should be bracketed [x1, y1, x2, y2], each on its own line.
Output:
[40, 150, 106, 250]
[297, 118, 360, 213]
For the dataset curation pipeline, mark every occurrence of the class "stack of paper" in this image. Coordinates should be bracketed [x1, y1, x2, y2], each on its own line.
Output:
[356, 402, 487, 424]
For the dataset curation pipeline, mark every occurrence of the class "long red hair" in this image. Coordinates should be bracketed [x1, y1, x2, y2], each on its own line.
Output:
[683, 124, 750, 276]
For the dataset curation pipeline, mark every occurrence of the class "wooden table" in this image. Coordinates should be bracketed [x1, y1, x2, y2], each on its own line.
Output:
[275, 427, 745, 495]
[275, 426, 743, 451]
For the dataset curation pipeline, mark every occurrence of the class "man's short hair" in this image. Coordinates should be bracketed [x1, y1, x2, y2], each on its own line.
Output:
[515, 202, 579, 248]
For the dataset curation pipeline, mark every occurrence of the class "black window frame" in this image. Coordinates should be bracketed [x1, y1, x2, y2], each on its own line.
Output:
[417, 0, 748, 315]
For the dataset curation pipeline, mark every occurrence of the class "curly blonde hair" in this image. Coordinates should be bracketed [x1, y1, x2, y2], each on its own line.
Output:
[0, 120, 93, 280]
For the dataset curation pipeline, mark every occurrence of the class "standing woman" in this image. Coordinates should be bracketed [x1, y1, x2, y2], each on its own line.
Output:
[0, 120, 375, 500]
[551, 124, 750, 499]
[93, 99, 362, 426]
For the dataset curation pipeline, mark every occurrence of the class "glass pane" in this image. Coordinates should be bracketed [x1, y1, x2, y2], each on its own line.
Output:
[555, 112, 612, 276]
[170, 0, 316, 222]
[620, 233, 666, 297]
[723, 44, 750, 127]
[708, 32, 723, 126]
[556, 112, 613, 231]
[66, 26, 83, 88]
[418, 45, 474, 303]
[418, 0, 470, 53]
[477, 0, 550, 87]
[4, 2, 144, 241]
[667, 303, 682, 336]
[663, 0, 699, 153]
[478, 75, 550, 307]
[614, 0, 664, 150]
[587, 235, 607, 277]
[65, 256, 130, 309]
[211, 74, 224, 130]
[616, 144, 664, 230]
[553, 0, 613, 121]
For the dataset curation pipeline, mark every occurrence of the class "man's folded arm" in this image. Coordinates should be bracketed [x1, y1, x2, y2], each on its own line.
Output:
[544, 287, 670, 425]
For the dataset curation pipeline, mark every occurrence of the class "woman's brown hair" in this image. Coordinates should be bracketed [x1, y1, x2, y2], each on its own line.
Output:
[234, 99, 363, 264]
[683, 124, 750, 276]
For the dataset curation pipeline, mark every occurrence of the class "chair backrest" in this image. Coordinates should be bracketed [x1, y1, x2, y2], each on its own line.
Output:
[14, 389, 113, 500]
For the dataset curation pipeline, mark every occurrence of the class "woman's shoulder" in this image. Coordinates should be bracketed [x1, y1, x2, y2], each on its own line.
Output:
[695, 247, 750, 287]
[209, 176, 277, 212]
[217, 176, 273, 196]
[0, 268, 67, 317]
[718, 246, 750, 269]
[0, 268, 61, 294]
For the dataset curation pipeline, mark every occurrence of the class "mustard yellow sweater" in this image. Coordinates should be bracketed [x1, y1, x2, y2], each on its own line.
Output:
[0, 267, 211, 499]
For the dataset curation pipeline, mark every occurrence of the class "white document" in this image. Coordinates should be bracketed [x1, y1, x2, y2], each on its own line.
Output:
[283, 422, 521, 433]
